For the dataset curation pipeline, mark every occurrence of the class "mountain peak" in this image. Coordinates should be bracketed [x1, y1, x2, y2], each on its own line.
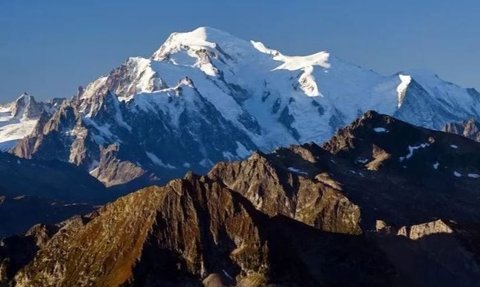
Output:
[12, 93, 41, 120]
[152, 26, 246, 62]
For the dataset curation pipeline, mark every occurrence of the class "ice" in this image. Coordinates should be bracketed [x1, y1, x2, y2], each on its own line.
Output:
[396, 74, 412, 108]
[374, 127, 388, 133]
[400, 143, 430, 162]
[146, 152, 175, 169]
[287, 167, 308, 175]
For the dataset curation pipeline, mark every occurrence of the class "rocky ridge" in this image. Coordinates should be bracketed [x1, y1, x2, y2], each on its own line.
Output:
[2, 112, 480, 287]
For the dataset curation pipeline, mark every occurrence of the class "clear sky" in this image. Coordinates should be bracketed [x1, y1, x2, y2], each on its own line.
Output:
[0, 0, 479, 102]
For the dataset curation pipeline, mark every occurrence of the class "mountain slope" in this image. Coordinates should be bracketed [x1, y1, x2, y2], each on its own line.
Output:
[11, 175, 394, 287]
[12, 27, 480, 187]
[4, 112, 480, 287]
[210, 111, 480, 231]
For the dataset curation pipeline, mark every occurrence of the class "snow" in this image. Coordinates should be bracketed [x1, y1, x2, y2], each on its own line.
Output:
[235, 141, 251, 157]
[400, 143, 430, 162]
[23, 26, 480, 172]
[222, 151, 235, 160]
[433, 162, 439, 170]
[0, 100, 38, 151]
[80, 76, 108, 99]
[273, 51, 331, 71]
[154, 27, 218, 58]
[400, 69, 480, 128]
[356, 158, 370, 164]
[125, 28, 480, 150]
[396, 74, 412, 108]
[373, 127, 388, 133]
[83, 118, 115, 142]
[467, 173, 480, 179]
[146, 152, 175, 169]
[454, 171, 462, 177]
[287, 167, 308, 175]
[450, 144, 458, 149]
[110, 92, 132, 132]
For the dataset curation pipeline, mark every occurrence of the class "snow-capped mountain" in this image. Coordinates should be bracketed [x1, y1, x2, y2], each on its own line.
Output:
[0, 93, 62, 151]
[12, 27, 480, 186]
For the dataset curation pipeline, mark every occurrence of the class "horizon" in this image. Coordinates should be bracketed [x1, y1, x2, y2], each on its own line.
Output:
[1, 0, 479, 102]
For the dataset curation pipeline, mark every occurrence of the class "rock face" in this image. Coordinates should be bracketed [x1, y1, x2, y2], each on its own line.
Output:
[0, 223, 59, 284]
[208, 148, 362, 235]
[0, 93, 62, 151]
[12, 175, 394, 287]
[3, 112, 480, 287]
[0, 151, 109, 238]
[443, 118, 480, 142]
[11, 27, 480, 187]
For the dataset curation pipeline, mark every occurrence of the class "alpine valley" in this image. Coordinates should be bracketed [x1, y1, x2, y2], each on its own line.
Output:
[0, 27, 479, 287]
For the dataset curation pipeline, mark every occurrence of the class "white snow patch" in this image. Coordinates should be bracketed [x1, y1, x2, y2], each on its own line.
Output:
[287, 167, 308, 175]
[400, 143, 430, 162]
[146, 152, 175, 169]
[467, 173, 480, 179]
[433, 162, 439, 170]
[453, 171, 462, 177]
[373, 127, 388, 133]
[298, 66, 321, 97]
[273, 52, 331, 71]
[450, 144, 458, 149]
[0, 119, 37, 151]
[251, 41, 281, 56]
[222, 151, 236, 160]
[110, 93, 132, 132]
[396, 74, 412, 108]
[235, 141, 250, 158]
[356, 158, 370, 164]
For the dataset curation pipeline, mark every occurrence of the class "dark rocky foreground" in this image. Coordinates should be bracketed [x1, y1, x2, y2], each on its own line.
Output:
[2, 111, 480, 286]
[0, 151, 112, 238]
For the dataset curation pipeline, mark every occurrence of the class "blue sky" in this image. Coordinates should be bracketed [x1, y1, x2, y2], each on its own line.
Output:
[0, 0, 479, 101]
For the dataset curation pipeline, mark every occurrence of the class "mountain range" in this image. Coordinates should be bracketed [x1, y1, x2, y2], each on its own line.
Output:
[2, 111, 480, 286]
[0, 27, 480, 287]
[4, 27, 479, 188]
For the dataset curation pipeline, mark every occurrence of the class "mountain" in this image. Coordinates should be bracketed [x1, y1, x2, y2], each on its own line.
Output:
[0, 93, 63, 151]
[0, 151, 110, 238]
[443, 118, 480, 142]
[3, 112, 480, 287]
[11, 27, 480, 187]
